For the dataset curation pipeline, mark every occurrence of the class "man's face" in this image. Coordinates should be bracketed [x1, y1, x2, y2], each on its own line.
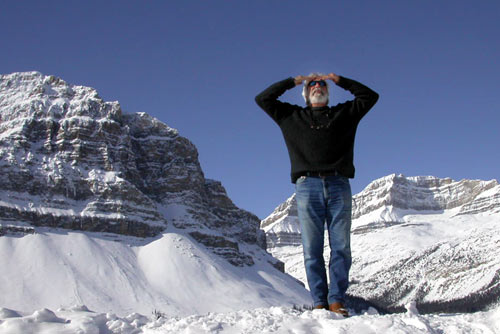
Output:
[308, 79, 328, 105]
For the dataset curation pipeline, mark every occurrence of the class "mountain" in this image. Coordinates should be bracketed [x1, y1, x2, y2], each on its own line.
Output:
[262, 174, 500, 313]
[0, 71, 308, 315]
[0, 71, 265, 264]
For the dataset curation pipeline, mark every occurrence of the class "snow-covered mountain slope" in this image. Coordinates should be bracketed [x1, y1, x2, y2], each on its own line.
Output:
[0, 227, 309, 316]
[262, 174, 500, 313]
[0, 72, 305, 316]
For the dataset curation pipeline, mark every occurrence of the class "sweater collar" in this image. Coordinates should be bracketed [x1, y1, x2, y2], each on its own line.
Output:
[309, 106, 328, 112]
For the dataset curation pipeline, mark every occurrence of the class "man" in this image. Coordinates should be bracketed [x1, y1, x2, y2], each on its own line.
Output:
[255, 72, 378, 316]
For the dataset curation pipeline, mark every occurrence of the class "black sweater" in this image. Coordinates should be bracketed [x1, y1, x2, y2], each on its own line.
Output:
[255, 76, 379, 183]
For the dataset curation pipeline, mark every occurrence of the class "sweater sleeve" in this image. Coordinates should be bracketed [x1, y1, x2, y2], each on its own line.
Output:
[255, 77, 298, 124]
[336, 76, 379, 120]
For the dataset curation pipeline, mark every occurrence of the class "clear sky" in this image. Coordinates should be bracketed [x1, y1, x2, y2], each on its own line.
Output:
[2, 1, 499, 219]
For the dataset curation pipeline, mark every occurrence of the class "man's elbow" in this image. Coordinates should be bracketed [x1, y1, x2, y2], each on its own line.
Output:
[255, 93, 266, 108]
[370, 91, 379, 107]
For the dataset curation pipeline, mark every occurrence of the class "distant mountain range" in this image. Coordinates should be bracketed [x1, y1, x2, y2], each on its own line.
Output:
[262, 174, 500, 313]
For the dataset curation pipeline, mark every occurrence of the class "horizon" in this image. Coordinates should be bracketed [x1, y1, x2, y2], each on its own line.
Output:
[1, 1, 499, 219]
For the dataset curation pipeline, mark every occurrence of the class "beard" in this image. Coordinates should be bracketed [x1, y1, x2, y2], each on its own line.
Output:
[309, 90, 328, 105]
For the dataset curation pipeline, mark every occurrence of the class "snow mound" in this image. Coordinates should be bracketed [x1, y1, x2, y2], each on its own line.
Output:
[0, 228, 309, 316]
[1, 305, 499, 334]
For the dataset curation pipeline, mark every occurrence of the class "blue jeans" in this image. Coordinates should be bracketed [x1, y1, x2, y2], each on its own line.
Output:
[295, 175, 352, 307]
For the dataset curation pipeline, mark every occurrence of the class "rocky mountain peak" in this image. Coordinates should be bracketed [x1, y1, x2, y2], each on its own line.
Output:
[0, 72, 268, 267]
[353, 173, 499, 219]
[0, 71, 120, 123]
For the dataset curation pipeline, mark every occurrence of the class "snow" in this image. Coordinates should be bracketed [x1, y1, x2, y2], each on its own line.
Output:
[1, 305, 499, 333]
[3, 228, 499, 334]
[0, 228, 309, 316]
[264, 215, 301, 234]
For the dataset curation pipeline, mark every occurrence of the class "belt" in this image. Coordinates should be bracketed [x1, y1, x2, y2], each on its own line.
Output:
[298, 170, 339, 178]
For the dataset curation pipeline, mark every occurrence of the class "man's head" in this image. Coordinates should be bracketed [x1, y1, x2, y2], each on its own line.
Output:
[302, 73, 329, 107]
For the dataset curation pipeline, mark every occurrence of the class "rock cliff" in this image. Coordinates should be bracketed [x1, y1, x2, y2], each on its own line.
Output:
[0, 71, 267, 267]
[352, 174, 500, 218]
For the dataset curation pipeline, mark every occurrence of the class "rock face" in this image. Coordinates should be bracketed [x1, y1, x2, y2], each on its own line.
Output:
[260, 194, 300, 249]
[262, 174, 500, 313]
[352, 174, 500, 219]
[0, 71, 266, 267]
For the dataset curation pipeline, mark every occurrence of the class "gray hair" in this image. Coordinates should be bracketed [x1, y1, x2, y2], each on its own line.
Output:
[301, 72, 330, 106]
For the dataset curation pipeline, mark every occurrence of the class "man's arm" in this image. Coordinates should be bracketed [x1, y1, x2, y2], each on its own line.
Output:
[323, 73, 340, 84]
[255, 77, 298, 124]
[332, 75, 379, 120]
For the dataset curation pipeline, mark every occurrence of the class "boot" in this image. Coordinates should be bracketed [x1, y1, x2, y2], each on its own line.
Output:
[329, 302, 349, 317]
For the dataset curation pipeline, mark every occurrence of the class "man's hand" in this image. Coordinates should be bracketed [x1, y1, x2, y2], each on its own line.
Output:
[294, 75, 309, 86]
[295, 73, 340, 86]
[322, 73, 340, 84]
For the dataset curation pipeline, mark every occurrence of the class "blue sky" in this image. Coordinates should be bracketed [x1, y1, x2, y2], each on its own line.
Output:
[2, 1, 499, 219]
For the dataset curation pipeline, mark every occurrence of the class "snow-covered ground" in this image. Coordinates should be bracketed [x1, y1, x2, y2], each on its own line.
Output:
[3, 228, 499, 333]
[2, 221, 500, 333]
[1, 304, 499, 333]
[0, 227, 309, 317]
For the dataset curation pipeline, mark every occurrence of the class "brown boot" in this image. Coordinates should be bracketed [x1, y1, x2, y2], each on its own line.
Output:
[329, 302, 349, 317]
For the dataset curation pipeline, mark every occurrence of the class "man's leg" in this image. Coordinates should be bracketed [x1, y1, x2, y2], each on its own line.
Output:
[324, 175, 352, 305]
[295, 176, 328, 307]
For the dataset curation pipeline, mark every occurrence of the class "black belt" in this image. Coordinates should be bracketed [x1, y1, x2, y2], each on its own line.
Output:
[298, 170, 339, 178]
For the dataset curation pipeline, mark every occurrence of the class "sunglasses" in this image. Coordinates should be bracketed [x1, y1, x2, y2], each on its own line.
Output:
[308, 80, 327, 87]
